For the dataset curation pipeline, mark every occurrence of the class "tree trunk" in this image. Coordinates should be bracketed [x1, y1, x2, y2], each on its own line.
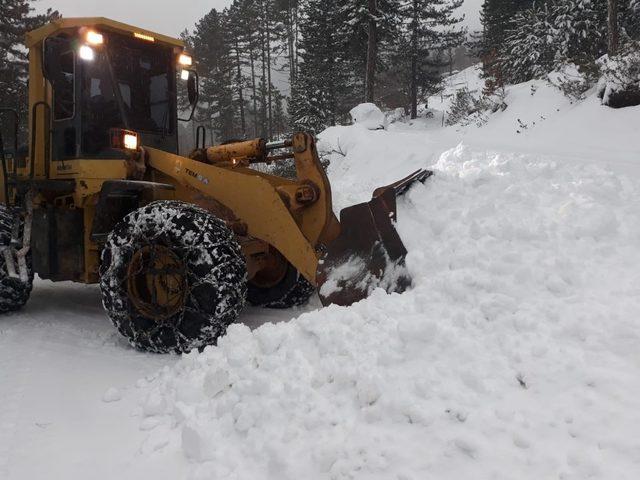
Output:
[249, 47, 259, 137]
[293, 5, 299, 79]
[265, 1, 274, 139]
[410, 54, 417, 119]
[608, 0, 619, 55]
[259, 24, 268, 138]
[410, 0, 418, 119]
[287, 0, 296, 86]
[365, 0, 378, 103]
[234, 37, 246, 138]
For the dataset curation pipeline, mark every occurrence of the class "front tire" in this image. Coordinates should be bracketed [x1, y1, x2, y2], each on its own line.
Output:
[0, 205, 33, 314]
[99, 201, 247, 353]
[247, 262, 316, 309]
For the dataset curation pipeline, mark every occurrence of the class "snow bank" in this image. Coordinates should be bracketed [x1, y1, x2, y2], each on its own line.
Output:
[134, 72, 640, 479]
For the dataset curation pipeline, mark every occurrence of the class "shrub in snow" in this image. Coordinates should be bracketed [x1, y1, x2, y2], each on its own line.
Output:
[385, 107, 407, 125]
[446, 87, 506, 127]
[598, 42, 640, 108]
[548, 63, 599, 101]
[349, 103, 385, 130]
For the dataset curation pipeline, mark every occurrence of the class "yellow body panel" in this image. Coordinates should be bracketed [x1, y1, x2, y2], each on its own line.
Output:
[147, 147, 323, 284]
[50, 159, 128, 181]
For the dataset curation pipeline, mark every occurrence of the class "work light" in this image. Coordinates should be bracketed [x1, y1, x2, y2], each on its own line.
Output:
[85, 30, 104, 45]
[178, 54, 193, 66]
[79, 45, 95, 61]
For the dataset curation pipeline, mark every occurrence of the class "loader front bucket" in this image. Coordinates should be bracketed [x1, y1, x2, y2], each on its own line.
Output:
[317, 169, 432, 307]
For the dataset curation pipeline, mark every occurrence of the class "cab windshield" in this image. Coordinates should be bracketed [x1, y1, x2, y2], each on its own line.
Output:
[81, 34, 175, 155]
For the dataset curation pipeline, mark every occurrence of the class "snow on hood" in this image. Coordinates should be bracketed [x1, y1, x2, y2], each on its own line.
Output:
[134, 79, 640, 479]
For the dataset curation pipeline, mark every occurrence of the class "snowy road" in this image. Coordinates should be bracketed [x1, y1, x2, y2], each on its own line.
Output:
[0, 280, 304, 479]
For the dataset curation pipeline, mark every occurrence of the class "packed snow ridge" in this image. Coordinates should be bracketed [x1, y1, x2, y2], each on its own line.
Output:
[136, 72, 640, 479]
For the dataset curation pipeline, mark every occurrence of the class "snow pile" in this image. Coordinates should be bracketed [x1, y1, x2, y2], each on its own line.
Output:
[349, 103, 385, 130]
[133, 66, 640, 478]
[137, 126, 640, 478]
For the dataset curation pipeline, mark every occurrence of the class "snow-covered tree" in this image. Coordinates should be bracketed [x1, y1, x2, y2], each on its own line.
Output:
[0, 0, 57, 137]
[479, 0, 536, 60]
[499, 0, 609, 84]
[498, 5, 554, 84]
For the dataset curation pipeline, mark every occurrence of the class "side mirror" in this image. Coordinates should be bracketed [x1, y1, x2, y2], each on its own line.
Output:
[187, 72, 198, 105]
[179, 70, 199, 122]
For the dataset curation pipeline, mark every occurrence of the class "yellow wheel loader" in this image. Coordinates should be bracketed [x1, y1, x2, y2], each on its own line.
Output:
[0, 18, 431, 353]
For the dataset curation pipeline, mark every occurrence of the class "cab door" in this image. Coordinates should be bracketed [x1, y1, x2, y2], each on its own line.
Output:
[44, 36, 80, 165]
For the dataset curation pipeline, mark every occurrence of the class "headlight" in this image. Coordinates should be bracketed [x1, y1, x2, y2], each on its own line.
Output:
[110, 128, 140, 151]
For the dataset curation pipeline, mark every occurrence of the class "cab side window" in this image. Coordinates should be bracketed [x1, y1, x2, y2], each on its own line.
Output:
[53, 51, 75, 121]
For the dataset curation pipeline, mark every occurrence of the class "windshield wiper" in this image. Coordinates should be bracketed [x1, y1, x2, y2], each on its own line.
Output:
[103, 45, 131, 130]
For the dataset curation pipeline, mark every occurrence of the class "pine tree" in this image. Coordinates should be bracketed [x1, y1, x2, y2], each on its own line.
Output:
[231, 0, 263, 137]
[272, 0, 301, 96]
[479, 0, 536, 87]
[271, 88, 288, 137]
[479, 0, 536, 57]
[190, 9, 237, 141]
[339, 0, 400, 102]
[394, 0, 465, 118]
[289, 0, 357, 133]
[499, 4, 554, 83]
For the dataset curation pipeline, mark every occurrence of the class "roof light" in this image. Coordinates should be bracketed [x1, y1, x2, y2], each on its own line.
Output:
[79, 45, 95, 61]
[85, 30, 104, 45]
[178, 54, 193, 66]
[134, 32, 155, 42]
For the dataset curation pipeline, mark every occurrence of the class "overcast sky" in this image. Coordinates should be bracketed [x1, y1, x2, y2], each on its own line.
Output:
[36, 0, 483, 37]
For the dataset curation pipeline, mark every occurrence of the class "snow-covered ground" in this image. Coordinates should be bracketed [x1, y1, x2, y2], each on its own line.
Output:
[0, 281, 309, 479]
[2, 68, 640, 479]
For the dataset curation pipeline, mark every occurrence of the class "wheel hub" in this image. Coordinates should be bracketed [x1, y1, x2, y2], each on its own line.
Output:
[249, 250, 288, 289]
[127, 245, 187, 321]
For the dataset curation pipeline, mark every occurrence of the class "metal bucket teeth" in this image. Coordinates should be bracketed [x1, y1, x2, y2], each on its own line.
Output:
[317, 169, 432, 307]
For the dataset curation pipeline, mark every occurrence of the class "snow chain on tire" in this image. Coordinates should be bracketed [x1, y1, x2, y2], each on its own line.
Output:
[0, 205, 34, 313]
[99, 201, 247, 353]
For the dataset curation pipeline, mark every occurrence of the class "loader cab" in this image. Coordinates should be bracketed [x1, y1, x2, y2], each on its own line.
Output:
[41, 25, 196, 160]
[15, 18, 198, 180]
